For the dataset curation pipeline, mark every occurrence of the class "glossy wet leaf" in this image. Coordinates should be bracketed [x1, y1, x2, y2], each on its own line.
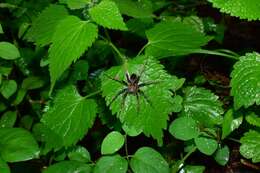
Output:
[0, 42, 20, 60]
[231, 52, 260, 110]
[214, 145, 229, 166]
[101, 131, 125, 155]
[209, 0, 260, 20]
[89, 0, 127, 30]
[245, 112, 260, 127]
[0, 111, 17, 128]
[94, 155, 128, 173]
[195, 136, 218, 155]
[169, 116, 199, 141]
[240, 130, 260, 163]
[0, 80, 17, 99]
[101, 56, 177, 144]
[43, 161, 92, 173]
[0, 157, 10, 173]
[68, 146, 91, 163]
[0, 128, 39, 162]
[182, 86, 224, 127]
[130, 147, 169, 173]
[41, 86, 97, 146]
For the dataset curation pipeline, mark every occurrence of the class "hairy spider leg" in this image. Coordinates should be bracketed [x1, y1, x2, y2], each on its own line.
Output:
[139, 90, 154, 108]
[139, 81, 161, 88]
[136, 93, 140, 113]
[108, 88, 128, 107]
[125, 71, 131, 83]
[104, 73, 128, 86]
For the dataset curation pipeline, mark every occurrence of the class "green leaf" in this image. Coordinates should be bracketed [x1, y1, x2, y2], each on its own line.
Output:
[145, 21, 211, 58]
[0, 42, 20, 60]
[41, 86, 97, 146]
[171, 95, 183, 113]
[130, 147, 169, 173]
[0, 128, 39, 162]
[209, 0, 260, 20]
[195, 136, 218, 155]
[231, 52, 260, 110]
[0, 111, 17, 128]
[0, 80, 17, 99]
[70, 60, 89, 82]
[0, 24, 3, 34]
[214, 145, 229, 166]
[22, 76, 45, 90]
[68, 146, 91, 163]
[89, 0, 127, 30]
[49, 16, 98, 89]
[112, 0, 154, 18]
[222, 109, 243, 139]
[122, 124, 142, 137]
[169, 116, 199, 141]
[94, 155, 128, 173]
[240, 130, 260, 163]
[101, 56, 176, 144]
[180, 165, 205, 173]
[182, 86, 224, 127]
[101, 131, 125, 155]
[0, 157, 10, 173]
[18, 22, 30, 39]
[245, 112, 260, 127]
[12, 88, 27, 105]
[43, 161, 92, 173]
[25, 5, 69, 46]
[67, 0, 90, 9]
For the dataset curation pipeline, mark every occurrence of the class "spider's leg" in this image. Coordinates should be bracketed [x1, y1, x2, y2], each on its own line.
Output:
[139, 81, 161, 88]
[126, 71, 131, 83]
[108, 88, 127, 107]
[139, 90, 153, 108]
[135, 93, 140, 114]
[118, 92, 128, 115]
[104, 73, 128, 86]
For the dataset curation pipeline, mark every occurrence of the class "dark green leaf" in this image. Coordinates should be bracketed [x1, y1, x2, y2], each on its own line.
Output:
[43, 161, 92, 173]
[94, 155, 128, 173]
[68, 146, 91, 163]
[101, 131, 125, 155]
[0, 42, 20, 60]
[0, 157, 10, 173]
[0, 80, 17, 99]
[214, 145, 229, 166]
[12, 88, 27, 105]
[0, 111, 17, 128]
[195, 136, 218, 155]
[22, 76, 45, 90]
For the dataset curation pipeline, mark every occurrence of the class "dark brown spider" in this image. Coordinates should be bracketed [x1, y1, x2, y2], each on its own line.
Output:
[105, 69, 158, 113]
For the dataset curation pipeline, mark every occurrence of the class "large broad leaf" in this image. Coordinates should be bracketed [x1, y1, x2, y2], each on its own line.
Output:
[94, 155, 128, 173]
[0, 128, 39, 162]
[41, 86, 97, 146]
[145, 21, 211, 58]
[0, 42, 20, 60]
[25, 5, 68, 46]
[240, 130, 260, 163]
[195, 136, 218, 156]
[208, 0, 260, 20]
[0, 157, 10, 173]
[89, 0, 127, 30]
[43, 161, 92, 173]
[101, 131, 125, 155]
[231, 52, 260, 110]
[130, 147, 169, 173]
[49, 16, 98, 90]
[182, 86, 224, 127]
[101, 56, 177, 144]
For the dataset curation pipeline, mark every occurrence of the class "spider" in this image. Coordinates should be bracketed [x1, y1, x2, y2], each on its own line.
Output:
[104, 66, 159, 113]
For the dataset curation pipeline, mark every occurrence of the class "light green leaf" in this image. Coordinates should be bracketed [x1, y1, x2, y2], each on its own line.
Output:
[208, 0, 260, 20]
[0, 42, 20, 60]
[245, 112, 260, 127]
[0, 111, 17, 128]
[0, 24, 4, 34]
[183, 16, 204, 33]
[214, 145, 229, 166]
[222, 109, 243, 139]
[240, 130, 260, 163]
[169, 116, 199, 141]
[41, 86, 97, 146]
[101, 131, 125, 155]
[180, 165, 205, 173]
[0, 157, 10, 173]
[231, 52, 260, 110]
[25, 5, 68, 46]
[68, 146, 91, 163]
[89, 0, 127, 30]
[145, 21, 211, 58]
[0, 80, 17, 99]
[195, 136, 218, 155]
[171, 95, 183, 113]
[122, 124, 142, 137]
[43, 161, 92, 173]
[22, 76, 45, 90]
[0, 128, 39, 162]
[49, 16, 98, 89]
[67, 0, 90, 9]
[130, 147, 169, 173]
[112, 0, 154, 18]
[94, 155, 128, 173]
[101, 56, 176, 144]
[182, 86, 224, 127]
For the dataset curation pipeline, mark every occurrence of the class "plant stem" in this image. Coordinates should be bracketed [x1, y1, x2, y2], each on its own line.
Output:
[84, 90, 102, 99]
[137, 43, 149, 56]
[194, 49, 240, 60]
[180, 146, 197, 164]
[124, 134, 130, 162]
[228, 137, 241, 143]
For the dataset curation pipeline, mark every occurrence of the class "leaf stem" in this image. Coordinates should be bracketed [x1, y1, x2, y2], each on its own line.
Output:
[193, 49, 240, 60]
[137, 43, 149, 56]
[124, 134, 130, 162]
[84, 90, 102, 99]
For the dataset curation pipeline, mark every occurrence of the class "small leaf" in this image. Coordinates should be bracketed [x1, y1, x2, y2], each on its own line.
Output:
[171, 95, 183, 113]
[240, 130, 260, 163]
[195, 136, 218, 155]
[209, 0, 260, 20]
[67, 0, 90, 9]
[222, 109, 243, 139]
[18, 23, 30, 39]
[0, 24, 3, 34]
[0, 80, 17, 99]
[12, 88, 27, 105]
[43, 161, 92, 173]
[130, 147, 169, 173]
[122, 124, 142, 137]
[231, 52, 260, 109]
[101, 131, 125, 155]
[214, 145, 230, 166]
[68, 146, 91, 163]
[41, 86, 97, 146]
[94, 155, 128, 173]
[0, 157, 10, 173]
[21, 76, 45, 90]
[169, 116, 199, 141]
[0, 42, 20, 60]
[245, 112, 260, 127]
[0, 128, 39, 162]
[89, 0, 127, 30]
[49, 16, 98, 89]
[182, 86, 224, 127]
[145, 21, 211, 58]
[180, 165, 205, 173]
[0, 111, 17, 128]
